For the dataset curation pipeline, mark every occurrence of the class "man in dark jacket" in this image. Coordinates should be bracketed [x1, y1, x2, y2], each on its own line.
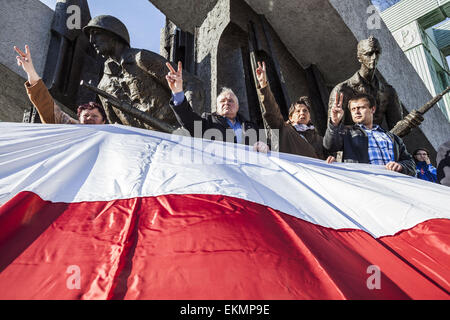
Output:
[324, 92, 415, 176]
[166, 62, 269, 152]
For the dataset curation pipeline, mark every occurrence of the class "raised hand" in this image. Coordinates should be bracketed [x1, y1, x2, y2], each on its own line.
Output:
[330, 91, 344, 126]
[255, 61, 268, 88]
[14, 45, 40, 85]
[165, 61, 183, 94]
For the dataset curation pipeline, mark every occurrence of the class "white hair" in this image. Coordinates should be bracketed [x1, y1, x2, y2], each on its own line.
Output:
[217, 87, 239, 106]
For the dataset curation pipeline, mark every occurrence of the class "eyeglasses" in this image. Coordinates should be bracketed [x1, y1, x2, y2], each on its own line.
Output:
[415, 153, 428, 156]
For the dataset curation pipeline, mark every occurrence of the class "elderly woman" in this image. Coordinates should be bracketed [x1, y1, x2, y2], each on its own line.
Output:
[255, 61, 327, 159]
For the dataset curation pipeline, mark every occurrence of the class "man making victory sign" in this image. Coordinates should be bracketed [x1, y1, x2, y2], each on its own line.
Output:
[166, 61, 269, 153]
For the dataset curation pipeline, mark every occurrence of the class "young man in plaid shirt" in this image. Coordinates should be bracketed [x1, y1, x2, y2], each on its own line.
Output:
[324, 92, 415, 176]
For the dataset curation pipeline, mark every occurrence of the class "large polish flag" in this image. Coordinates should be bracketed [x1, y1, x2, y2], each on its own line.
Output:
[0, 122, 449, 300]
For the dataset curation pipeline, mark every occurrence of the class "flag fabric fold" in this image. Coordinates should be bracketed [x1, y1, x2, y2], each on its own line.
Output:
[0, 123, 449, 299]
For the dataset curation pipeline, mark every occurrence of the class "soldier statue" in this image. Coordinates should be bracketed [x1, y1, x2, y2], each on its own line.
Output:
[83, 15, 204, 131]
[328, 36, 403, 130]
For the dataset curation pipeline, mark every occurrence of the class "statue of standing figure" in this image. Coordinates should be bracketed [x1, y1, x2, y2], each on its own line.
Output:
[328, 36, 403, 130]
[83, 15, 204, 131]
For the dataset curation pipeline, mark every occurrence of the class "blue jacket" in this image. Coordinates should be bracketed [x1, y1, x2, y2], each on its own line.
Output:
[415, 161, 437, 183]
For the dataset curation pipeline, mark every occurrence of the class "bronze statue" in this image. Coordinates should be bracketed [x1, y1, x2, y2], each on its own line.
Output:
[80, 80, 177, 133]
[83, 15, 204, 131]
[328, 36, 403, 130]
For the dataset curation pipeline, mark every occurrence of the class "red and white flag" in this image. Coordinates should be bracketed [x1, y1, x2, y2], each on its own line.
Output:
[0, 122, 449, 299]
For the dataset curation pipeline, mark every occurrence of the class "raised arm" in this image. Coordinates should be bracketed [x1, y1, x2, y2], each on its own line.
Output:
[166, 61, 207, 135]
[323, 91, 345, 153]
[15, 45, 40, 85]
[329, 91, 345, 127]
[15, 45, 58, 123]
[166, 61, 184, 94]
[256, 61, 286, 129]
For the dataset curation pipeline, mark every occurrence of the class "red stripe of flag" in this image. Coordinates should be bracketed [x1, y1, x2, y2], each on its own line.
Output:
[0, 192, 448, 299]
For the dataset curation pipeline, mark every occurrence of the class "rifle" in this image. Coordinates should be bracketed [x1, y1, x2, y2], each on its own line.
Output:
[80, 80, 177, 133]
[390, 86, 450, 137]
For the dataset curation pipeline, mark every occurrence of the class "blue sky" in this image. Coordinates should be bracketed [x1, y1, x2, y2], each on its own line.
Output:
[39, 0, 165, 53]
[38, 0, 401, 54]
[371, 0, 401, 11]
[37, 0, 400, 55]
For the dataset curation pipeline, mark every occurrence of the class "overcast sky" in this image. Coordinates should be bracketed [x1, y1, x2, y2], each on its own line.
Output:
[38, 0, 165, 53]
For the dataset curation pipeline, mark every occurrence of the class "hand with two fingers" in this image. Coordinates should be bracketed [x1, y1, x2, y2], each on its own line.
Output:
[330, 91, 344, 126]
[255, 61, 268, 88]
[165, 61, 184, 94]
[14, 45, 40, 85]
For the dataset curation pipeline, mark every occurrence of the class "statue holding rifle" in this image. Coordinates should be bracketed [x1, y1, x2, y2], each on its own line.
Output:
[390, 86, 450, 137]
[82, 15, 205, 131]
[16, 15, 204, 132]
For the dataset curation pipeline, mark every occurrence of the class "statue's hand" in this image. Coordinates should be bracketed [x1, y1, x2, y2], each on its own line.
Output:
[405, 110, 424, 127]
[165, 61, 184, 94]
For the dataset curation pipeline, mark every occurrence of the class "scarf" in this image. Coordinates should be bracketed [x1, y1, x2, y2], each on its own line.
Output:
[293, 124, 315, 132]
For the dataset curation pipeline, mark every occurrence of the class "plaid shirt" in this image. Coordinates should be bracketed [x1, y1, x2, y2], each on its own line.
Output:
[359, 124, 394, 165]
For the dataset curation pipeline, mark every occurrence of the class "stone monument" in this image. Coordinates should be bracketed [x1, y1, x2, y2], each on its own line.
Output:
[2, 0, 449, 157]
[83, 15, 205, 131]
[0, 0, 54, 122]
[150, 0, 450, 157]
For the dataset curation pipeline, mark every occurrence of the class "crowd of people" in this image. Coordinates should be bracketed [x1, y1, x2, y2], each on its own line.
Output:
[14, 43, 450, 186]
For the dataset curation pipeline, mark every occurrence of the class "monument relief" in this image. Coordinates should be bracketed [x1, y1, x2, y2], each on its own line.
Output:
[83, 15, 205, 131]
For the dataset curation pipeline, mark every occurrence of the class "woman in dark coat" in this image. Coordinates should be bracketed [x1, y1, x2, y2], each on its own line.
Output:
[256, 61, 328, 159]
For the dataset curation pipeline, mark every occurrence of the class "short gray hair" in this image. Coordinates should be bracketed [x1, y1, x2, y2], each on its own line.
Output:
[217, 87, 239, 106]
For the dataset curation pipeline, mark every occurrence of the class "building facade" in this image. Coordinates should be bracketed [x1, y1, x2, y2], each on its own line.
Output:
[381, 0, 450, 120]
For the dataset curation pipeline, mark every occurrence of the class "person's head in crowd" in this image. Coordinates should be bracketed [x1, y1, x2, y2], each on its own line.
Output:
[348, 93, 377, 127]
[413, 148, 431, 164]
[216, 88, 239, 121]
[288, 97, 313, 126]
[77, 102, 107, 124]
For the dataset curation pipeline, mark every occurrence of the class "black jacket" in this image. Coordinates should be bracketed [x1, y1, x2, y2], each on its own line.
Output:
[170, 97, 261, 145]
[323, 121, 416, 176]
